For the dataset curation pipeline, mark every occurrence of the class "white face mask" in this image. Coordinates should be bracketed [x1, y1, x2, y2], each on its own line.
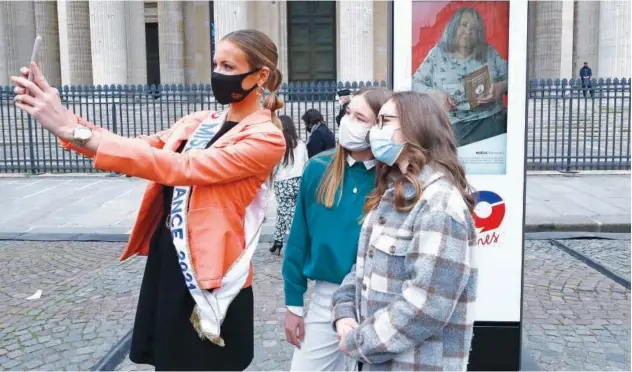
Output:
[338, 115, 371, 151]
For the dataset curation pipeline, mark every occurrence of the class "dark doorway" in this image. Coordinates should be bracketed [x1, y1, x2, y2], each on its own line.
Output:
[145, 22, 160, 87]
[287, 1, 336, 83]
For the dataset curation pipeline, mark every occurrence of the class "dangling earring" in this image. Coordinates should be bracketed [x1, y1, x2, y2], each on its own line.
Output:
[256, 86, 265, 96]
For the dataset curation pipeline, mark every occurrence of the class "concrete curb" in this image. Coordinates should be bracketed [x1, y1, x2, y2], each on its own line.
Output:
[0, 232, 130, 242]
[524, 219, 630, 234]
[1, 226, 630, 243]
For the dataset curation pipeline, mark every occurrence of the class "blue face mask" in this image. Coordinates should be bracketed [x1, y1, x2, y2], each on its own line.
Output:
[369, 126, 405, 166]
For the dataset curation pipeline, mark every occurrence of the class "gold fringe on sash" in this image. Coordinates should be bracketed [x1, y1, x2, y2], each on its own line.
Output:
[190, 306, 226, 347]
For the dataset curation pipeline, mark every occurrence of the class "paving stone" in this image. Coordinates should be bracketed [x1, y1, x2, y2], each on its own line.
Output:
[0, 241, 144, 371]
[563, 239, 631, 283]
[1, 359, 20, 370]
[522, 240, 631, 371]
[2, 238, 631, 371]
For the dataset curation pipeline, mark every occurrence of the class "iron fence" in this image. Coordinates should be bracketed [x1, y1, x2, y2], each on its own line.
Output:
[527, 78, 630, 171]
[0, 79, 629, 174]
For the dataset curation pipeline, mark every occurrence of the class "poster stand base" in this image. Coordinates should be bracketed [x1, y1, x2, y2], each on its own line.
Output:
[468, 321, 522, 371]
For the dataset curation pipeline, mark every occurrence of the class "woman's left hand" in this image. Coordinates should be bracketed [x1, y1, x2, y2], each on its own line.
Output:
[339, 335, 350, 354]
[477, 81, 506, 105]
[11, 62, 76, 141]
[338, 324, 356, 355]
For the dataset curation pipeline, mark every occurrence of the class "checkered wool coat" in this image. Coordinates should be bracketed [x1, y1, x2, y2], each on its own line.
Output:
[332, 166, 478, 371]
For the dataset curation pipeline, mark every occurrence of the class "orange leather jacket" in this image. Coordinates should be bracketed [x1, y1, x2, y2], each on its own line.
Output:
[61, 110, 286, 289]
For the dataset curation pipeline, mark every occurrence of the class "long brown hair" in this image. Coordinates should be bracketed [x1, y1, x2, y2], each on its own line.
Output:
[316, 87, 392, 208]
[279, 115, 298, 167]
[222, 29, 284, 127]
[364, 91, 475, 213]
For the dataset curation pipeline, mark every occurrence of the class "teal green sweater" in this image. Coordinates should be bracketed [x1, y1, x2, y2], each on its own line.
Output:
[282, 150, 376, 307]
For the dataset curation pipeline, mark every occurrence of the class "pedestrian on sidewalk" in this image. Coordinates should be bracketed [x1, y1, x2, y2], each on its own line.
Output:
[303, 108, 336, 158]
[270, 115, 309, 255]
[12, 29, 286, 371]
[333, 92, 478, 371]
[579, 62, 594, 98]
[282, 87, 392, 371]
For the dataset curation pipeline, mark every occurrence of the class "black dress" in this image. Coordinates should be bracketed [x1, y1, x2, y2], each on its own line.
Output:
[129, 121, 254, 371]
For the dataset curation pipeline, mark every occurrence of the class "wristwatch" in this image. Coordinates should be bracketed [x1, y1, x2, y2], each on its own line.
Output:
[72, 125, 93, 146]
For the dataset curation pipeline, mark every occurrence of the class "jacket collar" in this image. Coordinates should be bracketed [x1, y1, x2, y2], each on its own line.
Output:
[387, 165, 445, 200]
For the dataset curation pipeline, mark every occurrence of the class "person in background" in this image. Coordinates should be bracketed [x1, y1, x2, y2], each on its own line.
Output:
[580, 62, 594, 98]
[333, 91, 478, 371]
[302, 108, 336, 158]
[283, 87, 393, 371]
[336, 89, 352, 126]
[12, 29, 286, 371]
[270, 115, 309, 255]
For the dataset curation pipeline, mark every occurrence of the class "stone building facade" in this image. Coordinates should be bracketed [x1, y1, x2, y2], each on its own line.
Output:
[0, 0, 629, 87]
[528, 0, 631, 80]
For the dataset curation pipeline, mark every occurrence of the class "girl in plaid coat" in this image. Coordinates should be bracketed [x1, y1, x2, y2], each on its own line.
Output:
[333, 91, 478, 371]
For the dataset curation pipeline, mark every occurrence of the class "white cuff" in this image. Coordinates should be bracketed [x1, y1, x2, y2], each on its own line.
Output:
[287, 305, 304, 317]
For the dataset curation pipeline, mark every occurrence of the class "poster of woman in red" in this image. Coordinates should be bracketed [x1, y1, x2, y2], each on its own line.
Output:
[411, 1, 509, 175]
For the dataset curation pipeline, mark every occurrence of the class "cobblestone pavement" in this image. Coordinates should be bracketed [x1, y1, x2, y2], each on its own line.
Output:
[522, 240, 631, 371]
[1, 239, 630, 371]
[0, 241, 142, 371]
[561, 239, 631, 282]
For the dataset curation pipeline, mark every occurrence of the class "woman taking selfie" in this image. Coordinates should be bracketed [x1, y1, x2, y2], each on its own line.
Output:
[270, 115, 309, 255]
[12, 30, 286, 371]
[333, 91, 478, 371]
[282, 87, 392, 371]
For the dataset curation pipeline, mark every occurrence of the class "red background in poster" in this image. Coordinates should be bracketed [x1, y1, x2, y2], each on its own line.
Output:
[412, 1, 509, 71]
[412, 1, 509, 104]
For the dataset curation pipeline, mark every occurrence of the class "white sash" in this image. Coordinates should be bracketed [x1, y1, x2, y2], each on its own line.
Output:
[169, 110, 269, 347]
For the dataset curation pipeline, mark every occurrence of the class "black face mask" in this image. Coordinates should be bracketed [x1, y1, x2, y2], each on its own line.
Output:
[211, 68, 260, 105]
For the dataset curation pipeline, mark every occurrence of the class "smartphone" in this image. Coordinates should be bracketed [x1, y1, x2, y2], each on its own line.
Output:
[27, 35, 42, 81]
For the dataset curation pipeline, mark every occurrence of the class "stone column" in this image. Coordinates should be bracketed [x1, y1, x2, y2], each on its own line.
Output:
[0, 2, 36, 84]
[0, 9, 8, 85]
[373, 0, 388, 82]
[532, 1, 563, 79]
[250, 1, 288, 82]
[573, 1, 600, 76]
[598, 0, 632, 78]
[158, 1, 185, 84]
[34, 1, 62, 86]
[89, 0, 127, 85]
[57, 0, 93, 85]
[338, 0, 373, 82]
[559, 0, 574, 78]
[527, 3, 537, 80]
[125, 0, 147, 85]
[183, 1, 212, 85]
[213, 0, 249, 44]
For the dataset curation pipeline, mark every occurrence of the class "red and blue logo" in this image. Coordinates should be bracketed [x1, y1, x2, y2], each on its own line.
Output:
[472, 190, 506, 233]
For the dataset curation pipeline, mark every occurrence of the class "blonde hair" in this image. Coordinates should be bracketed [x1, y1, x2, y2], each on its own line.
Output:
[316, 87, 393, 208]
[222, 29, 285, 127]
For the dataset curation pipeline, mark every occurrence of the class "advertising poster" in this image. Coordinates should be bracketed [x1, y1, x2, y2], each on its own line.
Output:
[392, 0, 528, 368]
[411, 1, 509, 175]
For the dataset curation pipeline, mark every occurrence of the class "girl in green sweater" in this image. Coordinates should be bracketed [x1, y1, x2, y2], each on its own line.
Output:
[282, 87, 392, 371]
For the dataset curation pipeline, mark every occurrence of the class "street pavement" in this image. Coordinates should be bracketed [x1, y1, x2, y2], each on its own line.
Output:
[0, 173, 630, 371]
[0, 238, 629, 371]
[0, 173, 629, 238]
